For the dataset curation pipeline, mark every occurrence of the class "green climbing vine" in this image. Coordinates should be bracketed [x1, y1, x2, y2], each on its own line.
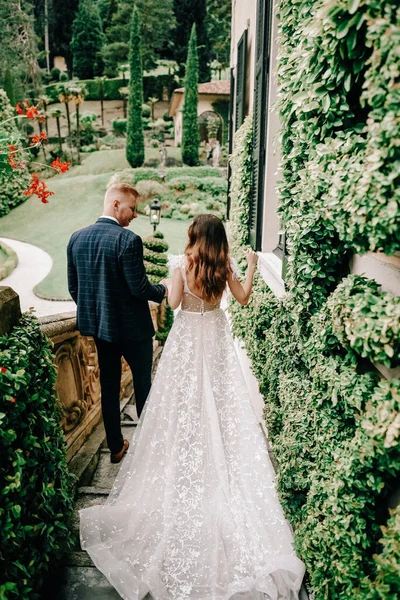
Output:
[229, 0, 400, 597]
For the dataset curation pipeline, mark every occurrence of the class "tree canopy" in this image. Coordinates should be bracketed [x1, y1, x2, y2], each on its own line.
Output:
[173, 0, 210, 82]
[70, 0, 104, 79]
[105, 0, 175, 71]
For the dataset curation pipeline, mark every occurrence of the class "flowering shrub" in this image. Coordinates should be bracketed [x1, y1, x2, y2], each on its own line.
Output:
[0, 89, 70, 213]
[0, 90, 30, 216]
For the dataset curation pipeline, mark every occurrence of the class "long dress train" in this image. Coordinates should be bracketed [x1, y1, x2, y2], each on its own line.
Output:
[80, 255, 305, 600]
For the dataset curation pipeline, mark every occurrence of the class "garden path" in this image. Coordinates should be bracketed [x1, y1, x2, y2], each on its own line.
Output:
[0, 237, 76, 316]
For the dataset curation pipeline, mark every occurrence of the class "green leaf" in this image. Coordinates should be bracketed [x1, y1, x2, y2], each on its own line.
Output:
[347, 0, 361, 15]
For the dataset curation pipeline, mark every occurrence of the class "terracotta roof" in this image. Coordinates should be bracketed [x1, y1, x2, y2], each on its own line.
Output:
[174, 80, 230, 95]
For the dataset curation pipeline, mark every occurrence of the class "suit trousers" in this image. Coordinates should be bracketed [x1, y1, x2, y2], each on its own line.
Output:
[94, 336, 153, 454]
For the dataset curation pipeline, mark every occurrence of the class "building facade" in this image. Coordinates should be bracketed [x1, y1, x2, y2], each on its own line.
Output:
[229, 0, 400, 302]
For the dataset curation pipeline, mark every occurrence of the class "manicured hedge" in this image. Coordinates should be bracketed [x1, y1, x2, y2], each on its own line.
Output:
[0, 315, 74, 599]
[45, 74, 178, 104]
[111, 166, 222, 186]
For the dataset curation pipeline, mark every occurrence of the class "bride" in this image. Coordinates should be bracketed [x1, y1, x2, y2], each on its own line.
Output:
[80, 214, 305, 599]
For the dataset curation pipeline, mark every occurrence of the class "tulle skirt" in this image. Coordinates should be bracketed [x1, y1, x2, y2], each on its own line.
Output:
[80, 308, 305, 599]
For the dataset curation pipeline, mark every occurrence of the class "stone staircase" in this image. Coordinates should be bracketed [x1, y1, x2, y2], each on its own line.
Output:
[42, 402, 141, 600]
[42, 402, 309, 600]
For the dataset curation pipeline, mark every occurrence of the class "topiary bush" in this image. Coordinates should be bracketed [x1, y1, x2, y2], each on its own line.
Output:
[0, 314, 75, 599]
[112, 118, 127, 136]
[50, 67, 61, 82]
[142, 231, 174, 340]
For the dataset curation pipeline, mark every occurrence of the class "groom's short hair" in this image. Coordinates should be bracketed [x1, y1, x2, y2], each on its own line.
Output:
[106, 183, 139, 199]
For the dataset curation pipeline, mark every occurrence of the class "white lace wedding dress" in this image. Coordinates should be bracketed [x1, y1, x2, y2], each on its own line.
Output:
[80, 255, 305, 600]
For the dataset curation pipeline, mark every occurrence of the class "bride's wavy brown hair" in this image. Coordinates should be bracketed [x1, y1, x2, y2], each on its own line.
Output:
[185, 214, 230, 301]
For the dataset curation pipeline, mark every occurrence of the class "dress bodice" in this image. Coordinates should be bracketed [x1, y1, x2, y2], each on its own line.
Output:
[168, 254, 240, 314]
[181, 291, 221, 314]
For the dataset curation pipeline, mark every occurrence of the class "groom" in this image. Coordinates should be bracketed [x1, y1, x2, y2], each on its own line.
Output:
[67, 183, 167, 463]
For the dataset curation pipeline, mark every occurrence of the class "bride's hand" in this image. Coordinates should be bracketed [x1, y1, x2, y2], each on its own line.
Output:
[160, 278, 171, 296]
[246, 249, 258, 271]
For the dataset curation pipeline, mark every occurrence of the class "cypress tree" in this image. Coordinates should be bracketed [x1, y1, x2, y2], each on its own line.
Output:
[126, 8, 145, 168]
[182, 24, 199, 166]
[70, 0, 104, 79]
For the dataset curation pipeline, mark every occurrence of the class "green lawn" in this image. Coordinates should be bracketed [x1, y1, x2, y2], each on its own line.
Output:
[0, 150, 189, 300]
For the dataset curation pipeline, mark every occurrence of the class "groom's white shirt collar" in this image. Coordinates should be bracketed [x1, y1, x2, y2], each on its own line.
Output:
[99, 215, 120, 225]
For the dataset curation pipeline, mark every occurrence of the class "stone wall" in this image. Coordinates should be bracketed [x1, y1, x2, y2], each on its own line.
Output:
[0, 287, 165, 462]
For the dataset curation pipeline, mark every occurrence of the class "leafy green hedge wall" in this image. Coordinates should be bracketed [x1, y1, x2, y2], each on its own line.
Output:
[229, 0, 400, 598]
[0, 315, 74, 599]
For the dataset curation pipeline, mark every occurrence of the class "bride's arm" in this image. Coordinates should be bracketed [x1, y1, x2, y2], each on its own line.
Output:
[227, 250, 258, 306]
[164, 268, 184, 310]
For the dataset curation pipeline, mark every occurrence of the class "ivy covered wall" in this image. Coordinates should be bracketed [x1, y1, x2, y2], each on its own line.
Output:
[229, 0, 400, 598]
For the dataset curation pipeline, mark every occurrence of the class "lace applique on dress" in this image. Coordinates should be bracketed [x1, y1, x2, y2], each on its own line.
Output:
[167, 253, 185, 275]
[230, 257, 241, 281]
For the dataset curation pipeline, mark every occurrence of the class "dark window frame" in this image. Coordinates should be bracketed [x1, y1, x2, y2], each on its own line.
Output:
[235, 29, 248, 132]
[249, 0, 273, 251]
[226, 68, 235, 220]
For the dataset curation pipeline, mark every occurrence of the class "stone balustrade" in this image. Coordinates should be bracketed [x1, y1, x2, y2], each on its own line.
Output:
[0, 286, 165, 462]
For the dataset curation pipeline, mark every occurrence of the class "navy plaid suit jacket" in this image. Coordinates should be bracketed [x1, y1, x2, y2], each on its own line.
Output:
[67, 218, 165, 343]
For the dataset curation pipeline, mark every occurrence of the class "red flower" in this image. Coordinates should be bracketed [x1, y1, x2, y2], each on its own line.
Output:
[29, 131, 48, 146]
[7, 145, 17, 169]
[50, 157, 71, 173]
[10, 397, 16, 403]
[24, 174, 54, 204]
[26, 105, 39, 119]
[7, 145, 24, 170]
[0, 367, 6, 373]
[15, 102, 24, 115]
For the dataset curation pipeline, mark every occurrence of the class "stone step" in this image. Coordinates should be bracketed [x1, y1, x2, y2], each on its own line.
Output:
[121, 404, 139, 422]
[100, 423, 138, 449]
[300, 584, 310, 599]
[78, 486, 111, 495]
[70, 491, 109, 551]
[63, 551, 95, 568]
[42, 566, 122, 600]
[68, 395, 135, 492]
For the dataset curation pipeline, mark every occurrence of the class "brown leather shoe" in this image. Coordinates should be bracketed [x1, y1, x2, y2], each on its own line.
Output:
[110, 439, 129, 464]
